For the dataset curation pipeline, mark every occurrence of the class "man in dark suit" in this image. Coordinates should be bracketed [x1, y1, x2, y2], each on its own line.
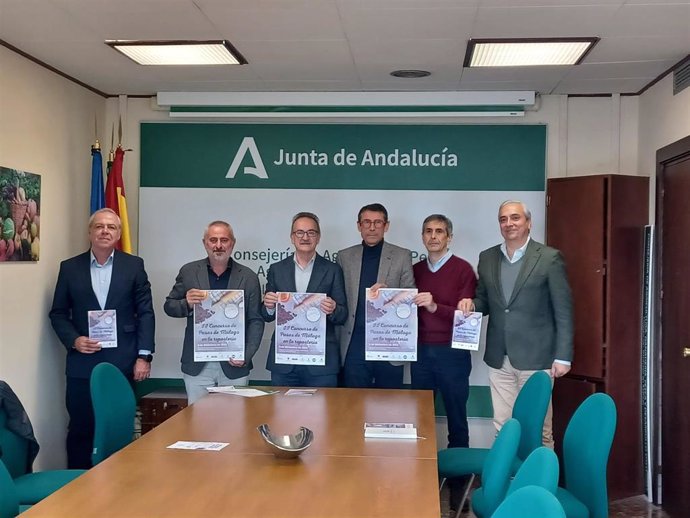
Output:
[50, 208, 155, 468]
[337, 203, 416, 388]
[458, 200, 573, 447]
[261, 212, 347, 387]
[164, 220, 264, 404]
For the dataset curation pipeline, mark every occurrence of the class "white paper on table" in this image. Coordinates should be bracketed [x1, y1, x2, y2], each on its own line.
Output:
[206, 386, 278, 398]
[451, 311, 483, 351]
[275, 292, 327, 365]
[88, 310, 118, 348]
[365, 288, 418, 361]
[193, 289, 245, 362]
[284, 388, 317, 396]
[167, 441, 229, 451]
[364, 422, 418, 439]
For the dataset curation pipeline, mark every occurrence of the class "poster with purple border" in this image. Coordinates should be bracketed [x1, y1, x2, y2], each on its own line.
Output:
[365, 288, 418, 361]
[193, 290, 245, 362]
[275, 292, 326, 365]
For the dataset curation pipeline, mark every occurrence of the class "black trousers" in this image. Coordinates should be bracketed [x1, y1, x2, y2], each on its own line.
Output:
[65, 377, 94, 469]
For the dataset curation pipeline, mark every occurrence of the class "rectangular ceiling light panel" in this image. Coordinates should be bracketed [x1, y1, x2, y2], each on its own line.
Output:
[107, 41, 245, 66]
[468, 39, 598, 67]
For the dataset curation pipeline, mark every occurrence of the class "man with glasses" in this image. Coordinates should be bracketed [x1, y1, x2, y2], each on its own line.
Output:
[337, 203, 416, 388]
[262, 212, 347, 387]
[164, 220, 264, 403]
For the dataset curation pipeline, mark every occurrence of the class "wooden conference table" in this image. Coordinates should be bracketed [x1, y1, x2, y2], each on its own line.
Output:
[22, 387, 440, 518]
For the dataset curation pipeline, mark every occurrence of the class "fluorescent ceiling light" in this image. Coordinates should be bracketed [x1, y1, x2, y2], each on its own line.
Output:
[105, 40, 246, 66]
[465, 38, 599, 67]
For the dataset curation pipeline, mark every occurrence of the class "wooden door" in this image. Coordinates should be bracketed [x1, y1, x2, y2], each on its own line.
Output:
[657, 137, 690, 516]
[547, 176, 606, 378]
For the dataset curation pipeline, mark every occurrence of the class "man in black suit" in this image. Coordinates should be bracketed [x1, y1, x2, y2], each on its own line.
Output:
[262, 212, 347, 387]
[50, 208, 155, 468]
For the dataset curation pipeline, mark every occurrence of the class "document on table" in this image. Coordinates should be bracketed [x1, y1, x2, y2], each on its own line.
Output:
[451, 311, 483, 351]
[167, 441, 229, 451]
[284, 388, 318, 396]
[275, 292, 327, 365]
[364, 422, 418, 439]
[88, 310, 117, 348]
[193, 289, 245, 362]
[365, 288, 418, 361]
[206, 386, 279, 398]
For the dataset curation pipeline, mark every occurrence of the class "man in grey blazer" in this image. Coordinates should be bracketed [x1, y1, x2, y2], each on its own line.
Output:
[337, 203, 416, 388]
[262, 212, 347, 387]
[458, 200, 573, 447]
[164, 220, 264, 403]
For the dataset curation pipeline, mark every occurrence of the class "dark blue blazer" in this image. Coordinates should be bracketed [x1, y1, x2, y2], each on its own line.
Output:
[261, 254, 348, 376]
[49, 250, 155, 378]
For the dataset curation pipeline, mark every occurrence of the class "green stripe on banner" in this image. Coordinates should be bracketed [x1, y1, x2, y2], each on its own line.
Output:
[141, 123, 545, 191]
[170, 105, 525, 114]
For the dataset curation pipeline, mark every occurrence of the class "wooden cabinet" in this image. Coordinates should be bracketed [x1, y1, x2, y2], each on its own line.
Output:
[546, 174, 649, 499]
[140, 388, 188, 434]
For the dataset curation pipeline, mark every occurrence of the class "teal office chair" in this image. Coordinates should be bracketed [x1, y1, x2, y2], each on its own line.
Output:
[556, 393, 617, 518]
[0, 407, 85, 505]
[0, 460, 32, 518]
[467, 418, 521, 518]
[506, 446, 560, 497]
[491, 486, 566, 518]
[437, 371, 552, 513]
[90, 362, 136, 465]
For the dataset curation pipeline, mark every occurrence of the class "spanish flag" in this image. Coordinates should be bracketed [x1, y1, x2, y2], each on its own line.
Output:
[105, 146, 132, 253]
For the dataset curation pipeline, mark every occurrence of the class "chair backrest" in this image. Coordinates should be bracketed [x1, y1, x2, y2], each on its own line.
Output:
[0, 461, 19, 518]
[478, 418, 521, 518]
[507, 447, 559, 497]
[512, 370, 552, 461]
[491, 486, 566, 518]
[562, 393, 617, 518]
[0, 410, 30, 479]
[90, 362, 136, 465]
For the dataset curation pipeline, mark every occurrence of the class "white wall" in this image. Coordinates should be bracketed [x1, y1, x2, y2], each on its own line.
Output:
[4, 44, 686, 468]
[0, 46, 105, 470]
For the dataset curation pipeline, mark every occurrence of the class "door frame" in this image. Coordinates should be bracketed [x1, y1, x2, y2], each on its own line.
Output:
[653, 134, 690, 506]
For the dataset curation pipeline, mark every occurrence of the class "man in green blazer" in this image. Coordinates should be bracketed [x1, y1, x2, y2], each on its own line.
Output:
[458, 200, 573, 447]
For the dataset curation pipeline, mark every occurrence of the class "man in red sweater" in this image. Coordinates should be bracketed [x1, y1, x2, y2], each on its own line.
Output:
[413, 214, 477, 510]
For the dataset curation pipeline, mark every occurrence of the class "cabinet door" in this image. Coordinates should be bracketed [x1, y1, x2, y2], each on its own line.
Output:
[547, 177, 605, 378]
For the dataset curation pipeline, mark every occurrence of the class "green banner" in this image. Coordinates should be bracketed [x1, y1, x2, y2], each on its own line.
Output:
[141, 123, 545, 191]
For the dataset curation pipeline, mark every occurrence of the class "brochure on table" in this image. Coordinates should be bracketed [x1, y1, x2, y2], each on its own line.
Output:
[364, 422, 418, 439]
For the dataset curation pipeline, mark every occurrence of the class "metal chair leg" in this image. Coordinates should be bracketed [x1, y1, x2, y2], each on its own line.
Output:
[452, 474, 475, 518]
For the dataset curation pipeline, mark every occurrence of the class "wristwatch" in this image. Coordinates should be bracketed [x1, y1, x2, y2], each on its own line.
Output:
[137, 354, 153, 362]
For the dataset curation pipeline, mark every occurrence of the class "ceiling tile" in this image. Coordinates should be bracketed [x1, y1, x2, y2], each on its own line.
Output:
[563, 59, 678, 80]
[472, 5, 620, 38]
[552, 77, 651, 94]
[339, 5, 476, 40]
[349, 38, 465, 65]
[602, 4, 690, 38]
[587, 36, 690, 63]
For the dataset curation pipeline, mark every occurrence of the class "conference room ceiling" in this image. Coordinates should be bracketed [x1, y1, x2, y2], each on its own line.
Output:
[0, 0, 688, 97]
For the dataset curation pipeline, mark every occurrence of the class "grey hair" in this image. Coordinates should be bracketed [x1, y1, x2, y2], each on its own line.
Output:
[204, 220, 236, 242]
[88, 208, 121, 228]
[422, 214, 453, 236]
[291, 212, 321, 234]
[498, 200, 531, 221]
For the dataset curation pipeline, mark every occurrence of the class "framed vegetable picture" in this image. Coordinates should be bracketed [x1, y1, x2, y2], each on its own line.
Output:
[0, 166, 41, 262]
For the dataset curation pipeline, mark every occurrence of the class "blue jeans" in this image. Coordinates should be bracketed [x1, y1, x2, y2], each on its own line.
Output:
[411, 344, 471, 448]
[271, 366, 338, 388]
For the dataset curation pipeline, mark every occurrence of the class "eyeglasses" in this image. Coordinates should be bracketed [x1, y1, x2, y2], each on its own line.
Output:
[292, 230, 319, 238]
[359, 219, 386, 228]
